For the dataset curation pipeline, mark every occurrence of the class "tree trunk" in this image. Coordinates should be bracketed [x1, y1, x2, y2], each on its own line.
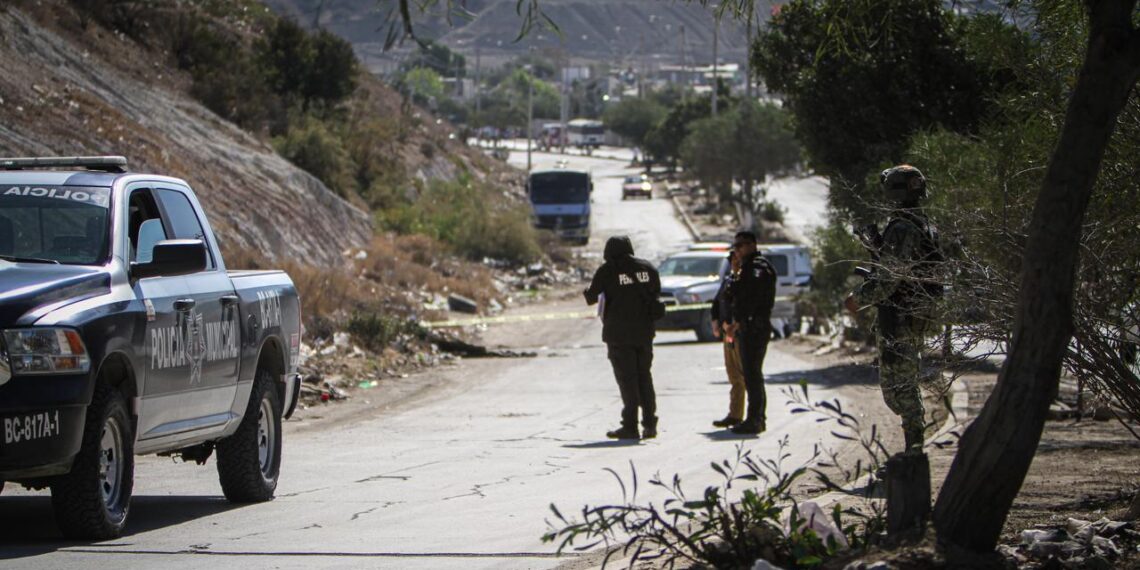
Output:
[886, 452, 932, 537]
[932, 1, 1140, 553]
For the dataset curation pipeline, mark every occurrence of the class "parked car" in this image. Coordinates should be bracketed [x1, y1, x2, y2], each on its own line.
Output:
[656, 251, 730, 342]
[656, 243, 814, 341]
[0, 156, 301, 539]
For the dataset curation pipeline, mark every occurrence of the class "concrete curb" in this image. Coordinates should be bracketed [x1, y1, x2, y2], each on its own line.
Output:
[670, 194, 702, 242]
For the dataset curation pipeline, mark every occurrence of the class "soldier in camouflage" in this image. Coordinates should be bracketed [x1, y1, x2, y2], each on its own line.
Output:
[845, 165, 943, 452]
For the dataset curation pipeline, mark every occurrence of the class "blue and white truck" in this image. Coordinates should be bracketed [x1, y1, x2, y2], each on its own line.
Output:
[528, 168, 593, 245]
[0, 156, 302, 539]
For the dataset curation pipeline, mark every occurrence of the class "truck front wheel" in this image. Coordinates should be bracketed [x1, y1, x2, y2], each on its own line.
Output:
[216, 369, 281, 502]
[50, 384, 134, 539]
[695, 311, 718, 343]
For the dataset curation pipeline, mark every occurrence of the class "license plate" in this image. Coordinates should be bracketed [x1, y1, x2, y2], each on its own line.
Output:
[4, 410, 61, 445]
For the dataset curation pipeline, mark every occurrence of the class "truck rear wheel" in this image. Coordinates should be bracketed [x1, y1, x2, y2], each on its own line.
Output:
[216, 369, 281, 502]
[50, 384, 134, 539]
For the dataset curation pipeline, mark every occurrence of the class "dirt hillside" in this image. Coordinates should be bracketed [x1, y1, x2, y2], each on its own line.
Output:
[0, 5, 373, 266]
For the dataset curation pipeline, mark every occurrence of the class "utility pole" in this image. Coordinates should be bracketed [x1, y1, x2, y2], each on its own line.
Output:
[745, 7, 753, 99]
[474, 44, 482, 120]
[680, 24, 689, 88]
[711, 14, 719, 116]
[527, 71, 534, 172]
[638, 31, 645, 98]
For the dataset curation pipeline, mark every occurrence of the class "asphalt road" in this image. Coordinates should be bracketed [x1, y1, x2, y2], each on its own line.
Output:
[0, 152, 855, 569]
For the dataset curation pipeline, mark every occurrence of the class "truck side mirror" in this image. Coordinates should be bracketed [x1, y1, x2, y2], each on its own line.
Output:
[131, 239, 207, 280]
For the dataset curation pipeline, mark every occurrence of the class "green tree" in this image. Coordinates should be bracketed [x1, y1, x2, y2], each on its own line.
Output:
[681, 101, 801, 226]
[403, 67, 446, 104]
[258, 18, 357, 113]
[603, 98, 666, 149]
[753, 0, 999, 221]
[402, 39, 466, 78]
[305, 29, 359, 108]
[644, 94, 720, 169]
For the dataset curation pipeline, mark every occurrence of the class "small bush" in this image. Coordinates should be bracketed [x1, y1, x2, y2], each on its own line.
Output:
[759, 200, 787, 224]
[375, 178, 542, 264]
[273, 116, 357, 199]
[804, 214, 870, 321]
[346, 312, 419, 352]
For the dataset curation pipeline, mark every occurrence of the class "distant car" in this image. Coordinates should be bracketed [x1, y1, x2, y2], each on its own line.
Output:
[621, 176, 652, 200]
[656, 244, 814, 341]
[687, 241, 732, 252]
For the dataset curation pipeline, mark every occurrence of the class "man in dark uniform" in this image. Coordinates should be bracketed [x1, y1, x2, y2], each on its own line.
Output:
[725, 231, 778, 435]
[584, 236, 663, 440]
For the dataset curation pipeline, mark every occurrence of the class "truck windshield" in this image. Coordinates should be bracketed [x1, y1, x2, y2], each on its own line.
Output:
[0, 185, 111, 265]
[530, 172, 589, 204]
[659, 257, 724, 278]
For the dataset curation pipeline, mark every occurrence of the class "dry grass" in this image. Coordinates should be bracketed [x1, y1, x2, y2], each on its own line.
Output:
[222, 232, 497, 339]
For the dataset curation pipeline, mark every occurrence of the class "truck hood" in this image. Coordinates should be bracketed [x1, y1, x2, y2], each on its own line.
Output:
[532, 203, 589, 216]
[0, 262, 111, 326]
[660, 275, 720, 293]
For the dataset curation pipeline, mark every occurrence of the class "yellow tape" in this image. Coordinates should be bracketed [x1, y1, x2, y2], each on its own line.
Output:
[422, 298, 792, 329]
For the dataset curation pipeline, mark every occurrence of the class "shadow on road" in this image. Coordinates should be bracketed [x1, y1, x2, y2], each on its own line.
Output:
[765, 363, 877, 388]
[562, 440, 641, 449]
[0, 494, 241, 560]
[699, 430, 759, 441]
[653, 339, 708, 347]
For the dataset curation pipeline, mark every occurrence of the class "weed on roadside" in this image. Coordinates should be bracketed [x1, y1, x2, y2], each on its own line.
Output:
[542, 384, 890, 569]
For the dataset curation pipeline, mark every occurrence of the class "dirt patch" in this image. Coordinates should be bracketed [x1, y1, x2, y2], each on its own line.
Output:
[936, 375, 1140, 568]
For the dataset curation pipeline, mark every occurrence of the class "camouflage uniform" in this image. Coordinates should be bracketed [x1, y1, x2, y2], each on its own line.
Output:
[852, 165, 942, 450]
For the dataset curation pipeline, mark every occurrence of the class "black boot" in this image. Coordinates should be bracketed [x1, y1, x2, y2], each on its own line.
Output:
[712, 416, 742, 428]
[731, 418, 765, 435]
[642, 417, 658, 439]
[606, 426, 640, 440]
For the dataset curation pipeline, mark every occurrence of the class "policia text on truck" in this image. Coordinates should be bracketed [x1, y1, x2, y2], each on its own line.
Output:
[0, 156, 302, 539]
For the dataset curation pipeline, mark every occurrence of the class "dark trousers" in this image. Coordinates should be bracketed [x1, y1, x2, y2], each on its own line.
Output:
[737, 326, 770, 424]
[607, 344, 656, 429]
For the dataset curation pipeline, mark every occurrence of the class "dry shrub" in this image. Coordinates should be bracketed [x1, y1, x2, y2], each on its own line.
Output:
[222, 231, 497, 341]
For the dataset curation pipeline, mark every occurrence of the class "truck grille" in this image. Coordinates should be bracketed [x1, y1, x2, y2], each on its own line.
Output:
[535, 215, 585, 229]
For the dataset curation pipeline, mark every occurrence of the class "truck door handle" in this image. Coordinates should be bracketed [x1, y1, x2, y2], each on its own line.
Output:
[220, 294, 240, 306]
[174, 299, 196, 312]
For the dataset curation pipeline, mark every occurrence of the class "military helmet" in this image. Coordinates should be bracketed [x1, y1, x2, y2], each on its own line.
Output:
[880, 164, 927, 204]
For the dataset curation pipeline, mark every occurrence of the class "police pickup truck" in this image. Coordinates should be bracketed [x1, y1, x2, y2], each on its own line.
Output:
[0, 157, 301, 539]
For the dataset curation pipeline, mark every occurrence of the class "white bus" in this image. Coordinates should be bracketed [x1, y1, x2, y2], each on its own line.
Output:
[566, 119, 604, 151]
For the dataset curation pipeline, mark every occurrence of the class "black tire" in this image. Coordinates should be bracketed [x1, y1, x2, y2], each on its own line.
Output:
[695, 311, 718, 343]
[216, 370, 281, 503]
[50, 384, 134, 540]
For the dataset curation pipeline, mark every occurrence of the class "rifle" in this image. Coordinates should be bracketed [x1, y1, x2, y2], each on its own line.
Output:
[852, 223, 883, 282]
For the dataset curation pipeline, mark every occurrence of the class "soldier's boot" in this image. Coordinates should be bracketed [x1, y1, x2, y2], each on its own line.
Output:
[642, 417, 658, 439]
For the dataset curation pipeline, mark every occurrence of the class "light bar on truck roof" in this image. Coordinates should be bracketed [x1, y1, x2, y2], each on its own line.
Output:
[0, 156, 129, 173]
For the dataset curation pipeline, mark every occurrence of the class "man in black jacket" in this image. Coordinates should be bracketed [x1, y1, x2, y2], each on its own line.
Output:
[584, 236, 663, 440]
[725, 231, 778, 435]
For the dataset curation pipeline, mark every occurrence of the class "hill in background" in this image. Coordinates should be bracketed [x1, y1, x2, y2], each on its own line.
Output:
[264, 0, 758, 74]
